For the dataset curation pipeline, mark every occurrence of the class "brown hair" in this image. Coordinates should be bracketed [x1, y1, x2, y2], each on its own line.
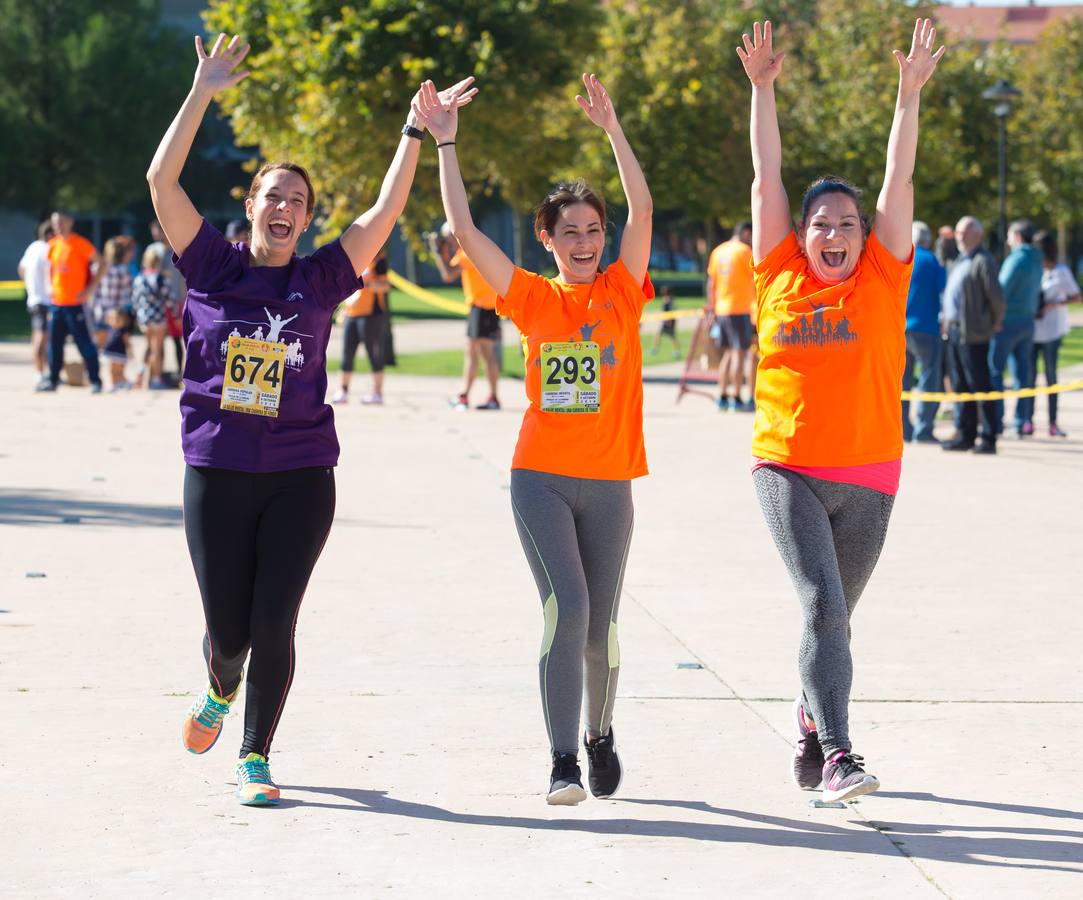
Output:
[246, 161, 316, 216]
[1034, 229, 1057, 265]
[37, 220, 54, 242]
[103, 235, 133, 265]
[800, 175, 870, 237]
[533, 180, 606, 239]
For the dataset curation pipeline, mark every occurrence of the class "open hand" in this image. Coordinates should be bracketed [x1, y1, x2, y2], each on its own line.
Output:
[412, 77, 478, 144]
[193, 33, 250, 96]
[736, 21, 786, 87]
[894, 18, 946, 93]
[575, 74, 618, 133]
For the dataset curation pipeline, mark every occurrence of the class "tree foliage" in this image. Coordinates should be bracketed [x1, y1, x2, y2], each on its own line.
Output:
[0, 0, 190, 215]
[203, 0, 603, 239]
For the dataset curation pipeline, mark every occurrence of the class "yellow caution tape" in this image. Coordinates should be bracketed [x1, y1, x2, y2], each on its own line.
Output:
[387, 269, 468, 315]
[1, 279, 24, 290]
[901, 379, 1083, 402]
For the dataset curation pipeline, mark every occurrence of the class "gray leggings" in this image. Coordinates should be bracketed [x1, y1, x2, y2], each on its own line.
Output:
[510, 469, 634, 755]
[753, 466, 894, 758]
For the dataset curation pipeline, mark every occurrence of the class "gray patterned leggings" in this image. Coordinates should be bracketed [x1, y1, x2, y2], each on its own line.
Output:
[753, 465, 894, 758]
[510, 469, 634, 755]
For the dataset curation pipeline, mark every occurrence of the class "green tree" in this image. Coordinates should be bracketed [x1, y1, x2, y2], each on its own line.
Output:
[551, 1, 752, 229]
[0, 0, 190, 214]
[203, 0, 603, 240]
[1013, 19, 1083, 241]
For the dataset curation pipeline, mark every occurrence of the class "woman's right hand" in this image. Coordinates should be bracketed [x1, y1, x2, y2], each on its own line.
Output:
[192, 33, 250, 97]
[736, 21, 786, 87]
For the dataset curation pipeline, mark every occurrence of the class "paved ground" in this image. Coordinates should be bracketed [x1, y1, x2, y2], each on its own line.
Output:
[2, 335, 1082, 899]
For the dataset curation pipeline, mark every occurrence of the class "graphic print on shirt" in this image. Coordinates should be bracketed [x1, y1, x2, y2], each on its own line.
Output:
[215, 306, 314, 371]
[771, 301, 858, 350]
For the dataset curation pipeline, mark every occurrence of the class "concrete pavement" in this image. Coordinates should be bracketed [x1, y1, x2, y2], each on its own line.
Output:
[2, 336, 1082, 899]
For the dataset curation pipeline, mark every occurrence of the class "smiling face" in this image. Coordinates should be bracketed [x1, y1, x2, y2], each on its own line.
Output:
[245, 169, 313, 262]
[539, 202, 606, 284]
[797, 192, 865, 284]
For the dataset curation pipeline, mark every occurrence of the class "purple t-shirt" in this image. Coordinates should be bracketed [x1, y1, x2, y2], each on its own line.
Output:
[174, 219, 362, 473]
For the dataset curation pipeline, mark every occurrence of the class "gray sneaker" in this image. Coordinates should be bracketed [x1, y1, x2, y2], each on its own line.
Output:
[822, 751, 880, 803]
[792, 698, 824, 790]
[547, 751, 587, 806]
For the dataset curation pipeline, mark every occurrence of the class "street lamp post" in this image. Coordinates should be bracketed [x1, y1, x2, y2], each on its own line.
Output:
[982, 79, 1022, 259]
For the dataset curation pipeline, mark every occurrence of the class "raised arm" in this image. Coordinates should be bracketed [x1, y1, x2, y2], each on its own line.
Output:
[147, 34, 250, 258]
[339, 79, 477, 278]
[575, 74, 653, 285]
[736, 21, 790, 264]
[876, 18, 945, 261]
[420, 81, 516, 298]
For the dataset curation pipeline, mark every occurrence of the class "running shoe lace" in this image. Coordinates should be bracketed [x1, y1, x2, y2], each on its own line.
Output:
[833, 753, 867, 780]
[191, 693, 230, 729]
[586, 737, 612, 767]
[238, 758, 272, 786]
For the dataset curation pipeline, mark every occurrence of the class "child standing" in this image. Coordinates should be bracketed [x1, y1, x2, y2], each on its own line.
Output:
[102, 307, 133, 391]
[133, 245, 179, 390]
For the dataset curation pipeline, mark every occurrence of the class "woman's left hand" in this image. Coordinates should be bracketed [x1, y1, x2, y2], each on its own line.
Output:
[412, 77, 478, 143]
[575, 73, 619, 133]
[894, 18, 946, 93]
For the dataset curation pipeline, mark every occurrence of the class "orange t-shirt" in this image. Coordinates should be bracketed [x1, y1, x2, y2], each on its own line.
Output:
[708, 239, 755, 316]
[751, 231, 913, 466]
[451, 249, 498, 310]
[342, 267, 386, 316]
[47, 233, 97, 306]
[496, 259, 654, 480]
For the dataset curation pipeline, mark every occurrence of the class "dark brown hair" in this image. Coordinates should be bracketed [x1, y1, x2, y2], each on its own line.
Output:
[533, 180, 606, 239]
[800, 175, 870, 236]
[1034, 229, 1057, 265]
[37, 220, 54, 242]
[246, 161, 316, 216]
[103, 235, 133, 265]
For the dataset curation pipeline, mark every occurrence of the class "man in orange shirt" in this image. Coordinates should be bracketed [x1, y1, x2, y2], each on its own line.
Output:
[706, 221, 756, 411]
[430, 223, 501, 410]
[39, 211, 104, 393]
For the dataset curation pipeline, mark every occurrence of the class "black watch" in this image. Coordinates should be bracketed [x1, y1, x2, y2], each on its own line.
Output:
[402, 123, 424, 140]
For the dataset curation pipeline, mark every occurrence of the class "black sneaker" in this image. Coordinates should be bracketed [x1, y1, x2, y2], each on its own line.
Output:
[584, 728, 623, 798]
[547, 751, 587, 806]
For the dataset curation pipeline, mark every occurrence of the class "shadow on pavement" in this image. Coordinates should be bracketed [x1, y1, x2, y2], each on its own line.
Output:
[0, 489, 182, 528]
[270, 786, 1083, 872]
[629, 796, 1082, 873]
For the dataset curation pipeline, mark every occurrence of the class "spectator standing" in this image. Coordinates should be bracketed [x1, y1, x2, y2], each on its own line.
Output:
[430, 225, 502, 411]
[991, 219, 1042, 437]
[92, 236, 135, 346]
[650, 286, 681, 358]
[1032, 229, 1080, 437]
[332, 251, 390, 405]
[133, 245, 179, 390]
[149, 219, 187, 380]
[934, 224, 958, 267]
[225, 219, 251, 243]
[101, 307, 133, 391]
[901, 221, 946, 443]
[18, 220, 54, 387]
[942, 216, 1004, 454]
[39, 211, 104, 393]
[706, 221, 756, 411]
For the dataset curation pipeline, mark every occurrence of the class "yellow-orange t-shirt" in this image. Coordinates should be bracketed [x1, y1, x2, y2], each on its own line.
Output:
[342, 267, 385, 316]
[496, 259, 654, 480]
[752, 231, 913, 466]
[708, 239, 755, 316]
[451, 249, 498, 310]
[47, 234, 96, 306]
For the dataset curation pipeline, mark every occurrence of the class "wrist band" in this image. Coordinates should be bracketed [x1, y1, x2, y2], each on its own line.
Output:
[402, 124, 424, 140]
[437, 141, 456, 149]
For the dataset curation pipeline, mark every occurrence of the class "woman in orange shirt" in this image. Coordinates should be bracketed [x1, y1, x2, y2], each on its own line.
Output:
[738, 19, 943, 802]
[418, 74, 652, 805]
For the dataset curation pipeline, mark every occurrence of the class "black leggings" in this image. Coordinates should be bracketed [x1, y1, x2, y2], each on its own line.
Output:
[342, 313, 386, 374]
[183, 464, 336, 758]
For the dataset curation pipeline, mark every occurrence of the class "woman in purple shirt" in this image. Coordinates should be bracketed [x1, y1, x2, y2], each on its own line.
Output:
[147, 32, 475, 806]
